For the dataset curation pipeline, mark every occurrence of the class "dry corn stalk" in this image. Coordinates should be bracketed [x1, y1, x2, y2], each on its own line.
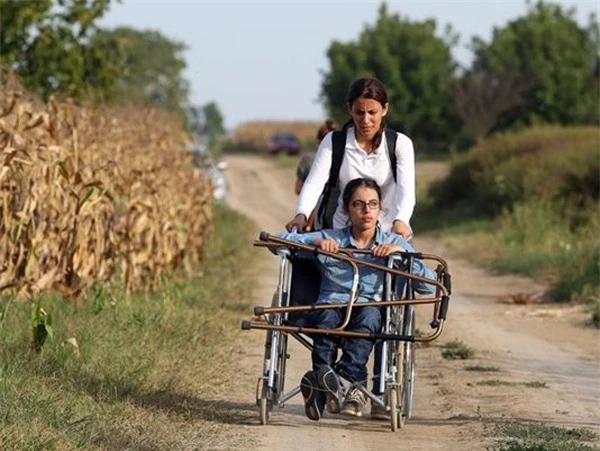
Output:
[0, 77, 213, 298]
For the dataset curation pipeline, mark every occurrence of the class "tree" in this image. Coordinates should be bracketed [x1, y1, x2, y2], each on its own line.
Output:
[0, 0, 122, 101]
[187, 102, 225, 152]
[201, 102, 225, 150]
[0, 0, 52, 69]
[471, 0, 599, 129]
[96, 27, 190, 113]
[320, 3, 460, 151]
[452, 71, 530, 145]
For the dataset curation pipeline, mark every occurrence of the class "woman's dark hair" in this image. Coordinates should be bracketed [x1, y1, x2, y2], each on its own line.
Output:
[342, 177, 382, 208]
[343, 77, 389, 149]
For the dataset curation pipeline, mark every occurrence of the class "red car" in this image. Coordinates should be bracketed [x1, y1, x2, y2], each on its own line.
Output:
[267, 132, 300, 155]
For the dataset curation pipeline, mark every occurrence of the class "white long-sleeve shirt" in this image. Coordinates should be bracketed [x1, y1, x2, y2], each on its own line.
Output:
[296, 127, 416, 232]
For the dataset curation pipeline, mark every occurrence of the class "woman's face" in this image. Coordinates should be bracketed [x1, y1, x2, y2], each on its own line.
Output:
[345, 186, 381, 231]
[349, 97, 388, 143]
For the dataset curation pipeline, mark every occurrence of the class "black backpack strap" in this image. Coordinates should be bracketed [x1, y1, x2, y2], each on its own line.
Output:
[384, 128, 398, 183]
[330, 130, 346, 188]
[316, 130, 346, 229]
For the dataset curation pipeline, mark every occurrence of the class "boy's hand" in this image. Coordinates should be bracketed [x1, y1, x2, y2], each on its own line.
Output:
[372, 243, 405, 258]
[315, 238, 339, 253]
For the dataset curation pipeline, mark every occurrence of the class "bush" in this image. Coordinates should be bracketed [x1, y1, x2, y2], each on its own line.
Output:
[427, 125, 599, 301]
[430, 126, 599, 216]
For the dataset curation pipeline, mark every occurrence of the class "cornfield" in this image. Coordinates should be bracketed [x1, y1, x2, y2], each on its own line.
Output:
[0, 76, 213, 299]
[233, 120, 323, 148]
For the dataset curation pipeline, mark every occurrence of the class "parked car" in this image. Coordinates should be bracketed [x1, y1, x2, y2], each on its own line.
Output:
[184, 144, 228, 203]
[267, 132, 300, 155]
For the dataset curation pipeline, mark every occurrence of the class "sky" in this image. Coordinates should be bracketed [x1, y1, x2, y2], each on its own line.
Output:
[100, 0, 599, 130]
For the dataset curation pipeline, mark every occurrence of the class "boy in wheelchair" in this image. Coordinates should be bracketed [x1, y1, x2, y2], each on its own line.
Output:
[276, 177, 436, 421]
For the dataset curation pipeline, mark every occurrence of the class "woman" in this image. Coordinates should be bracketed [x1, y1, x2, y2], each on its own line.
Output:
[286, 77, 416, 240]
[277, 178, 435, 421]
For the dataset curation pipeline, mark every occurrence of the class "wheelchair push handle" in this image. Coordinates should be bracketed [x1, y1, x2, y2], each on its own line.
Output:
[255, 232, 450, 298]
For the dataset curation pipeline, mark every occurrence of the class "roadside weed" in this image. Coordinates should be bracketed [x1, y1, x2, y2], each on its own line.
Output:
[465, 365, 500, 372]
[442, 339, 476, 360]
[486, 421, 598, 451]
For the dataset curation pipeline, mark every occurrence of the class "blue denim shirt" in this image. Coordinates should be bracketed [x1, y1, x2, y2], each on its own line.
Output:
[277, 226, 436, 304]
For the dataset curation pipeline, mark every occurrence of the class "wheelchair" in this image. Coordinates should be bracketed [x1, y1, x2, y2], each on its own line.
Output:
[241, 231, 452, 432]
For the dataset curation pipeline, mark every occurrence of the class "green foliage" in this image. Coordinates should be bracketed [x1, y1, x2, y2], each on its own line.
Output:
[0, 0, 52, 68]
[97, 26, 190, 112]
[425, 126, 599, 301]
[472, 1, 600, 130]
[1, 0, 122, 101]
[188, 102, 226, 152]
[441, 339, 475, 359]
[0, 2, 190, 113]
[430, 126, 599, 216]
[320, 3, 459, 150]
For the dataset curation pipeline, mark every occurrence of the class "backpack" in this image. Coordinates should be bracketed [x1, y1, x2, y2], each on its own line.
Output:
[313, 128, 398, 230]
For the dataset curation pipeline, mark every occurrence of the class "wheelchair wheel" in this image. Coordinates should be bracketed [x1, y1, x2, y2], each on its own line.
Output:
[258, 380, 270, 425]
[400, 305, 416, 421]
[401, 341, 415, 421]
[389, 387, 400, 431]
[257, 327, 289, 425]
[276, 332, 288, 397]
[390, 341, 405, 431]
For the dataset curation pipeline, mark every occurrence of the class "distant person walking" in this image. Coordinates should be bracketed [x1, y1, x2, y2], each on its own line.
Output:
[294, 119, 338, 195]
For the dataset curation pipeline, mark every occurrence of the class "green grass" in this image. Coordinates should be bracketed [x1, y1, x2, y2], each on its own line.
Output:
[271, 152, 302, 170]
[475, 380, 548, 388]
[465, 365, 501, 372]
[221, 140, 262, 155]
[441, 339, 476, 360]
[487, 421, 599, 451]
[0, 203, 259, 450]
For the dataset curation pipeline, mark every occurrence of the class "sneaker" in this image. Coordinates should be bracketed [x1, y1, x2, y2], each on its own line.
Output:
[370, 400, 391, 421]
[340, 387, 367, 417]
[300, 370, 325, 421]
[317, 366, 343, 414]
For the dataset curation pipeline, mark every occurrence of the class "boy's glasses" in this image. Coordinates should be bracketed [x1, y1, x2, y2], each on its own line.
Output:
[351, 200, 380, 210]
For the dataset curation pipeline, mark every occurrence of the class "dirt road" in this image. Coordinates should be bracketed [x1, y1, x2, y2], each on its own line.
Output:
[223, 154, 600, 450]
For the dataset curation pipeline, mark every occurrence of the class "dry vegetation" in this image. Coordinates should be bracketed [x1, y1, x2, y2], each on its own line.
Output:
[232, 120, 323, 148]
[0, 76, 213, 298]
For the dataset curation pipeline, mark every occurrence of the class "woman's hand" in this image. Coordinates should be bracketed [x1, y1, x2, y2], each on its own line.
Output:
[372, 243, 405, 258]
[315, 238, 339, 253]
[392, 220, 413, 240]
[286, 214, 307, 232]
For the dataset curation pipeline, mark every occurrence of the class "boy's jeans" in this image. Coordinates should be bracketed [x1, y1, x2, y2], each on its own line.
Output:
[308, 305, 381, 384]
